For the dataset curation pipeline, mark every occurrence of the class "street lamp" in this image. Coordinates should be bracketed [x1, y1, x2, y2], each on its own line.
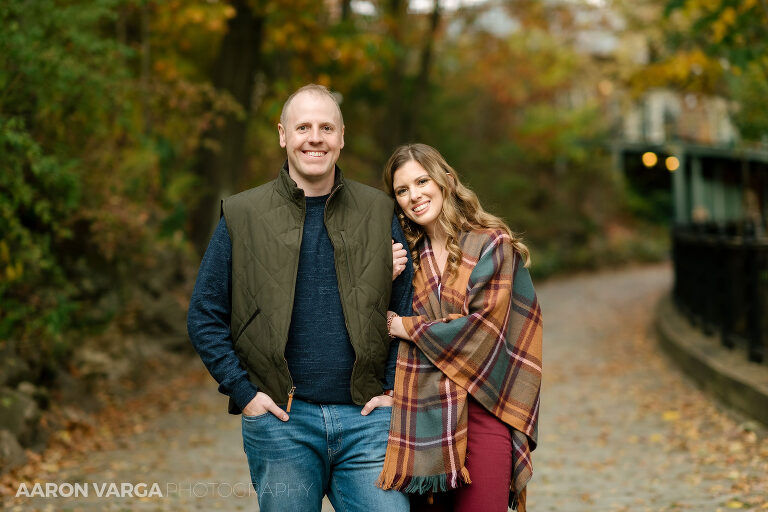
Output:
[666, 156, 680, 172]
[642, 152, 658, 167]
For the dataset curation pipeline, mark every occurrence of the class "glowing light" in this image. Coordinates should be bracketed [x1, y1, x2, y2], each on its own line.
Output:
[642, 152, 658, 167]
[666, 156, 680, 172]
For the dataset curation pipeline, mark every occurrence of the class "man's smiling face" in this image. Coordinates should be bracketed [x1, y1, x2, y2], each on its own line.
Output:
[278, 91, 344, 189]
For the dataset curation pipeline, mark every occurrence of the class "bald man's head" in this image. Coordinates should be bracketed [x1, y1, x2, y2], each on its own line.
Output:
[280, 84, 344, 128]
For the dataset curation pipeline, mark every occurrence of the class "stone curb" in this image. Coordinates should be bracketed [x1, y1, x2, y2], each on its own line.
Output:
[655, 293, 768, 427]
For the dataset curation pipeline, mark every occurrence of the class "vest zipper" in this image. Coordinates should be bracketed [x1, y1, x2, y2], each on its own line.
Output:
[281, 198, 306, 408]
[337, 229, 360, 398]
[286, 386, 296, 413]
[281, 357, 296, 407]
[324, 187, 361, 400]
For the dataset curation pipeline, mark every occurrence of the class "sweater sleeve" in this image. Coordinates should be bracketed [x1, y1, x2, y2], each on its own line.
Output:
[384, 214, 414, 389]
[187, 217, 258, 411]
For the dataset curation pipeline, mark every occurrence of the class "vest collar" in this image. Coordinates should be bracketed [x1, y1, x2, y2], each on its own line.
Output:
[277, 160, 345, 205]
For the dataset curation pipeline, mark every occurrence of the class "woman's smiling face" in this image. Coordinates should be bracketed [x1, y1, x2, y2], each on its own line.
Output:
[392, 160, 444, 234]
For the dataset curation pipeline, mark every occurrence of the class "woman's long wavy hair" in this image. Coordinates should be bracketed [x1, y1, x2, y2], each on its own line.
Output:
[383, 143, 531, 281]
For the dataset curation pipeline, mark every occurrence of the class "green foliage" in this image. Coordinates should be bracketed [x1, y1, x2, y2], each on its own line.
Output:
[729, 64, 768, 142]
[656, 0, 768, 142]
[0, 118, 80, 295]
[0, 0, 130, 149]
[0, 0, 222, 374]
[0, 120, 82, 367]
[0, 0, 127, 366]
[665, 0, 768, 71]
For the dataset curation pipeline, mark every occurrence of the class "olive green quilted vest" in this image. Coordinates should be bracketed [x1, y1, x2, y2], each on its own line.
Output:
[222, 165, 394, 411]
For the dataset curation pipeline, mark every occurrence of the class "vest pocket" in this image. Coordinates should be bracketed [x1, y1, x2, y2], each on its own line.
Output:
[234, 306, 261, 343]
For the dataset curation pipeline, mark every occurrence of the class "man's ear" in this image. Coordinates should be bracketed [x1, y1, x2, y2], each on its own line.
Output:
[278, 124, 286, 148]
[340, 125, 345, 149]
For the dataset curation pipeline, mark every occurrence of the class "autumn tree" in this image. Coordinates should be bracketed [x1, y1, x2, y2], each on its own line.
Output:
[1, 0, 239, 377]
[626, 0, 768, 142]
[189, 0, 267, 253]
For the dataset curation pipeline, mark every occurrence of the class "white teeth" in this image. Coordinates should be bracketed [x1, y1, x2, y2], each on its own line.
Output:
[413, 202, 429, 213]
[306, 151, 325, 157]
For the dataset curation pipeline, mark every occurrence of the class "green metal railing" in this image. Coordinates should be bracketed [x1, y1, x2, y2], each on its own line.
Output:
[672, 222, 767, 364]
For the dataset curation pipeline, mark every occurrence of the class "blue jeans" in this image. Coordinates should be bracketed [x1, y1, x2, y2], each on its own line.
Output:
[241, 398, 409, 512]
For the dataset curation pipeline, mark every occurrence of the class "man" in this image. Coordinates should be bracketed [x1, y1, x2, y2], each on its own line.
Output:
[187, 84, 412, 512]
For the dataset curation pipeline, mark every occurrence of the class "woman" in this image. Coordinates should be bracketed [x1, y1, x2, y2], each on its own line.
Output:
[377, 144, 543, 512]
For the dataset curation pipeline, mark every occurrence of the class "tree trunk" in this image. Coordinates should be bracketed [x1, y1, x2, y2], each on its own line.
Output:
[140, 2, 152, 135]
[380, 0, 408, 155]
[403, 0, 441, 142]
[380, 0, 441, 153]
[189, 0, 265, 256]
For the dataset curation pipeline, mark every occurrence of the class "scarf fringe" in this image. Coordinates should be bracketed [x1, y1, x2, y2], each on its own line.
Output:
[460, 466, 472, 486]
[510, 487, 527, 512]
[404, 474, 447, 494]
[376, 469, 397, 490]
[376, 446, 401, 490]
[377, 467, 472, 494]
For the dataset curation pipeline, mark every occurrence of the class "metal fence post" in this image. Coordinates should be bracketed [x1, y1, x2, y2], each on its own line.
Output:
[745, 224, 765, 363]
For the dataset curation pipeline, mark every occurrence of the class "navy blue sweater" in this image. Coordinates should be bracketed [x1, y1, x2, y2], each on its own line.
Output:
[285, 194, 355, 403]
[187, 206, 413, 410]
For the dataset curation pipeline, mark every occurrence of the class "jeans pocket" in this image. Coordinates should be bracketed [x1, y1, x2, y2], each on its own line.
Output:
[242, 411, 271, 422]
[242, 415, 305, 463]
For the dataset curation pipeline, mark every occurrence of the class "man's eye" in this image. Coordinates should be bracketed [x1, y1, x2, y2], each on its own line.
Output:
[298, 126, 308, 131]
[322, 126, 332, 132]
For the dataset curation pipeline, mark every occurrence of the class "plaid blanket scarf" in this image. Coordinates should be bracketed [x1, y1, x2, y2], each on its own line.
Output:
[377, 229, 542, 511]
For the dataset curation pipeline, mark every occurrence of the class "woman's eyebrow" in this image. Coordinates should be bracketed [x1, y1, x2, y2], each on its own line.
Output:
[394, 174, 429, 188]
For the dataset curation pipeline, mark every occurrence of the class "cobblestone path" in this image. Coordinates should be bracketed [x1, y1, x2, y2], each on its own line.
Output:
[530, 263, 766, 511]
[4, 263, 767, 511]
